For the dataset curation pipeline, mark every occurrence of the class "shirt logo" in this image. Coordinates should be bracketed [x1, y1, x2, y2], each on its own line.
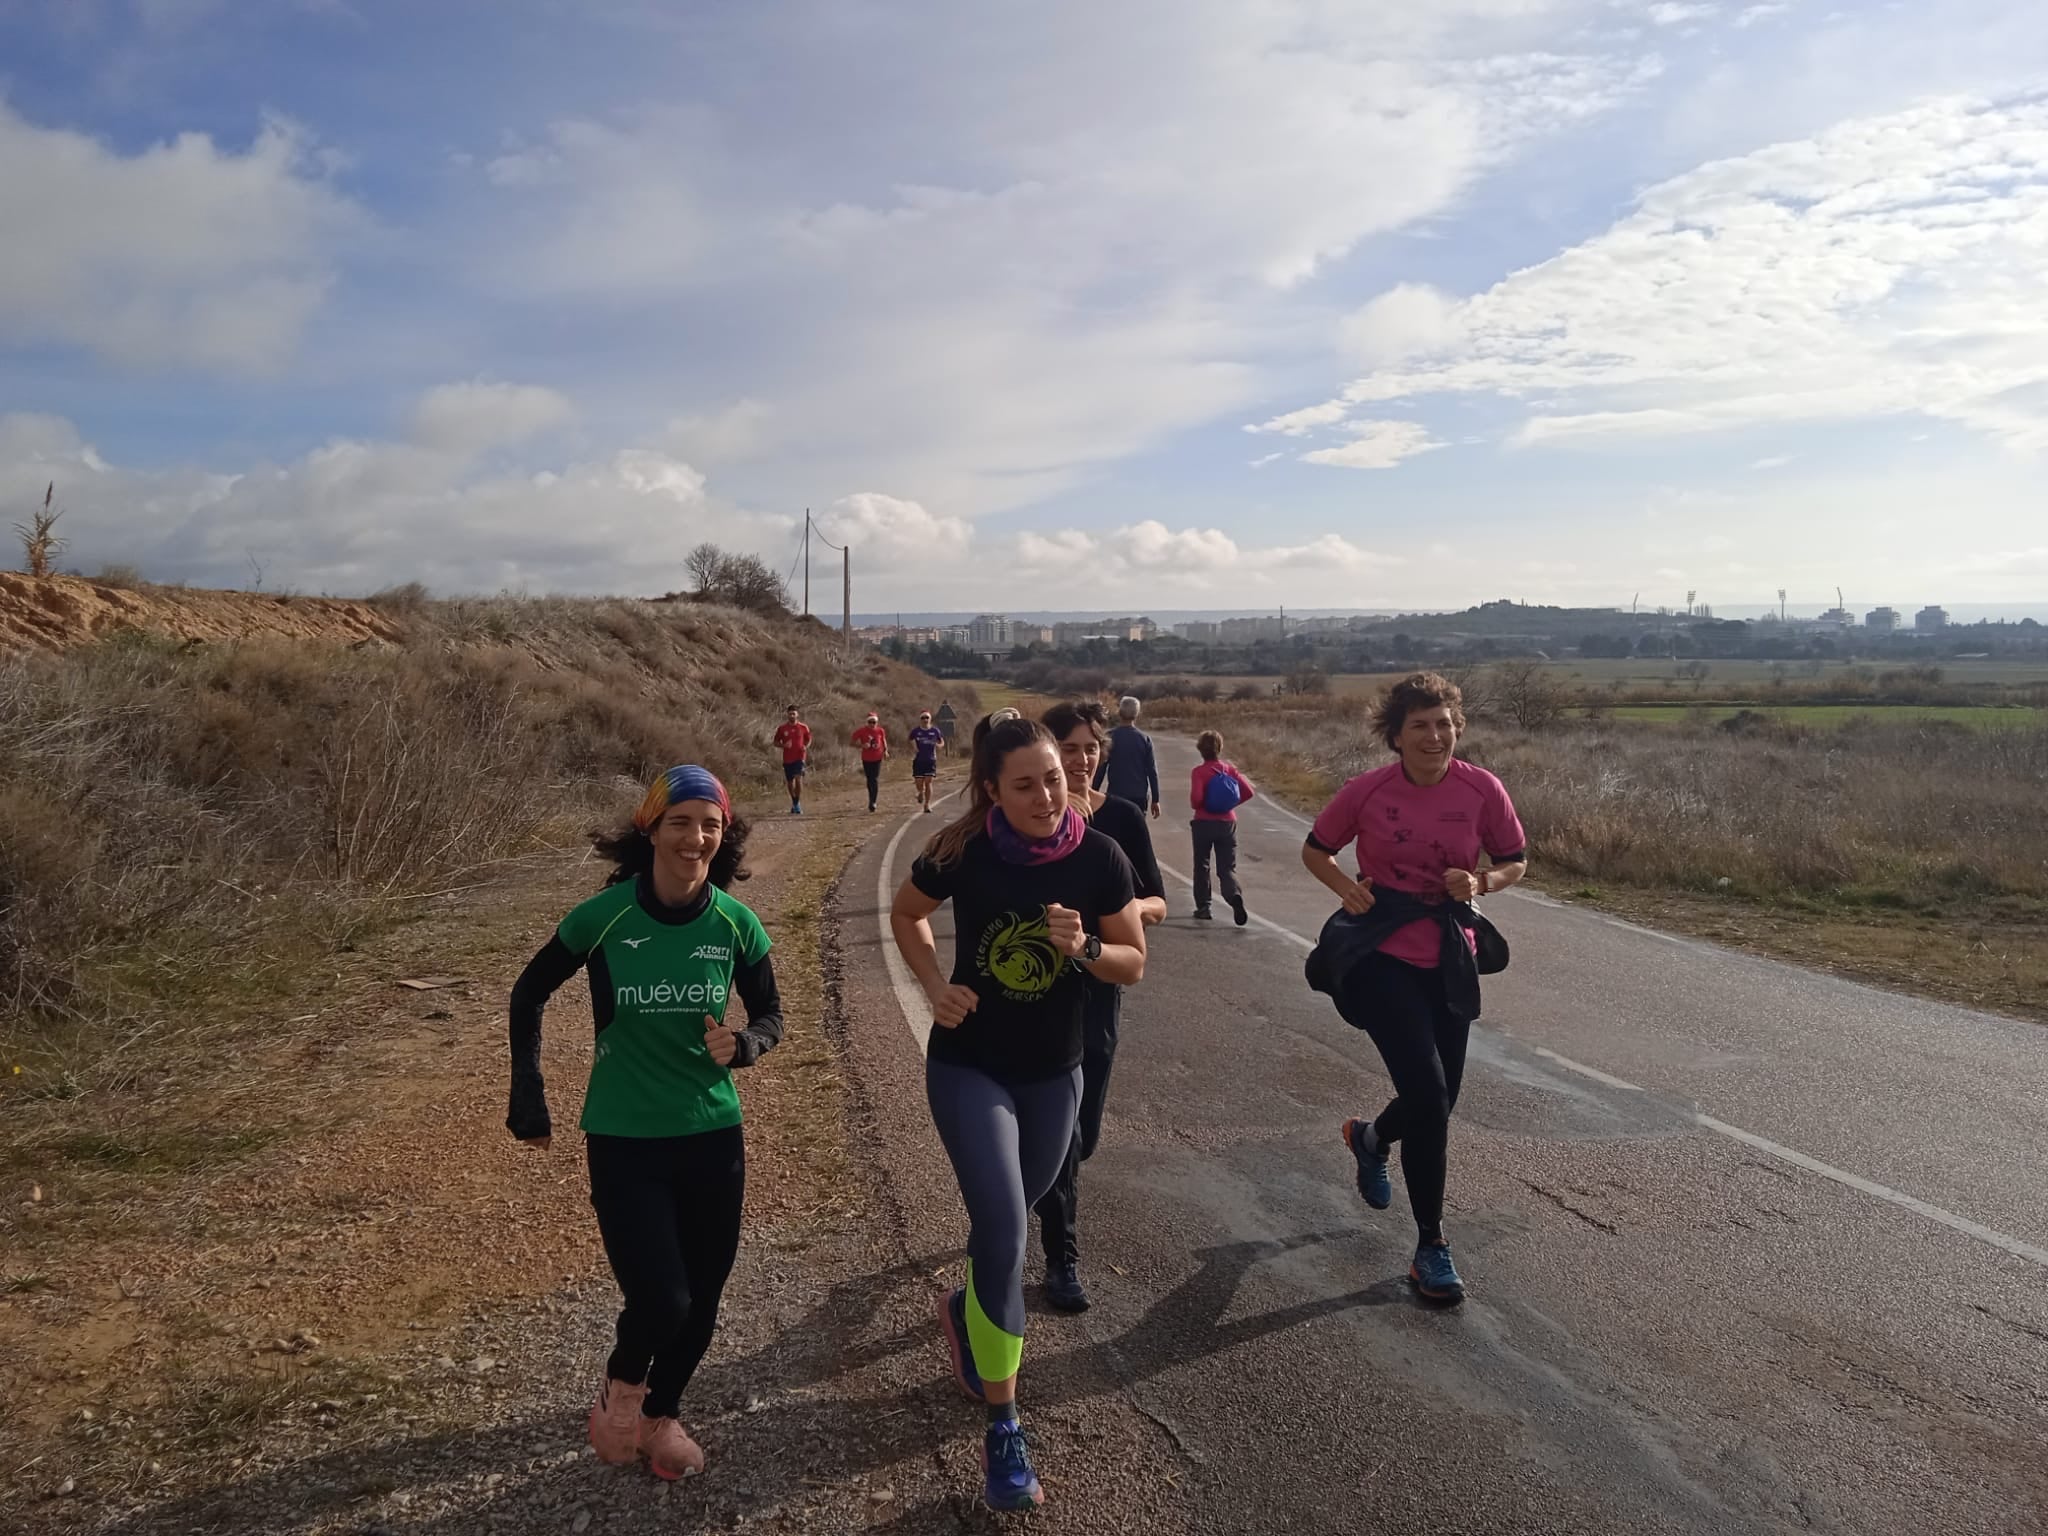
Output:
[690, 944, 733, 962]
[622, 936, 650, 949]
[975, 909, 1063, 1003]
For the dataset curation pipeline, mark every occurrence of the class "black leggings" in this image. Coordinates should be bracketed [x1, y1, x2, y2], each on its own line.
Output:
[1338, 952, 1469, 1245]
[863, 760, 882, 808]
[587, 1125, 745, 1419]
[1034, 982, 1120, 1266]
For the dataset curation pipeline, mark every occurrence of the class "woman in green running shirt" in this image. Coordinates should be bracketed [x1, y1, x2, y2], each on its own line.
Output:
[506, 765, 782, 1482]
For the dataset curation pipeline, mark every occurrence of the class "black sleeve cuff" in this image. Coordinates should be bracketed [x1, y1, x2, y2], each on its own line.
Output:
[1304, 832, 1341, 855]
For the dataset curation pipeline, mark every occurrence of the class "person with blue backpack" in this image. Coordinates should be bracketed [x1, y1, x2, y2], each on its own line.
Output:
[1190, 730, 1253, 925]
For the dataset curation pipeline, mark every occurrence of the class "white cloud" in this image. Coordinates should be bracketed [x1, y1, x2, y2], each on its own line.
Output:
[662, 400, 774, 466]
[1733, 2, 1789, 25]
[1246, 401, 1351, 437]
[1646, 2, 1717, 24]
[0, 101, 355, 373]
[1338, 283, 1463, 366]
[816, 492, 972, 563]
[0, 412, 777, 596]
[447, 0, 1662, 518]
[1750, 453, 1793, 469]
[1002, 520, 1399, 595]
[1302, 420, 1446, 469]
[1271, 93, 2048, 459]
[409, 381, 575, 458]
[1249, 451, 1285, 468]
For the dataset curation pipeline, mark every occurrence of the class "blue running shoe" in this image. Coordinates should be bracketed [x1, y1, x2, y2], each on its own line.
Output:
[1408, 1241, 1466, 1305]
[1044, 1259, 1090, 1314]
[982, 1419, 1044, 1510]
[1342, 1118, 1393, 1210]
[938, 1288, 984, 1401]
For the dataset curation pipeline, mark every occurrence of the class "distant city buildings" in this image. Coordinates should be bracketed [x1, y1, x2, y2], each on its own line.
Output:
[1866, 606, 1901, 632]
[1916, 605, 1949, 632]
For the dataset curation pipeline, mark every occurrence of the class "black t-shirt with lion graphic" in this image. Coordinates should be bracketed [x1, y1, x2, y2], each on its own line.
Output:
[911, 828, 1137, 1084]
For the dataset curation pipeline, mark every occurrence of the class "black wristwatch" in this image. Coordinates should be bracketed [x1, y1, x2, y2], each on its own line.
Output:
[1081, 934, 1103, 964]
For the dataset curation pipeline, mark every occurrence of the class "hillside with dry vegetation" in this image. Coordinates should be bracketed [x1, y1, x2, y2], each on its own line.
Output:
[0, 578, 969, 1524]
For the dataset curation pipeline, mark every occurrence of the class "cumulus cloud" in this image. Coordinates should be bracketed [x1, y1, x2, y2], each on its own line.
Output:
[409, 381, 576, 457]
[1302, 420, 1446, 469]
[816, 492, 972, 563]
[1003, 520, 1399, 594]
[0, 412, 780, 596]
[0, 101, 354, 372]
[1270, 93, 2048, 459]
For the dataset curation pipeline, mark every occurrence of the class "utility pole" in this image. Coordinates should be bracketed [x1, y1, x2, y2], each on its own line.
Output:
[802, 509, 811, 617]
[842, 543, 851, 656]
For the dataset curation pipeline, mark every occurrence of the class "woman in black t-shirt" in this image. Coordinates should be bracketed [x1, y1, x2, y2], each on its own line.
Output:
[889, 713, 1145, 1511]
[1031, 700, 1166, 1314]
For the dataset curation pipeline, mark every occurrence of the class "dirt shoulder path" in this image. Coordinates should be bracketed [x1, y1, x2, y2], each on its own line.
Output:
[2, 772, 1015, 1534]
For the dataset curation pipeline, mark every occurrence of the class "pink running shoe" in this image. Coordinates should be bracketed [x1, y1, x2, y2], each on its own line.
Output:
[639, 1415, 706, 1480]
[587, 1377, 647, 1466]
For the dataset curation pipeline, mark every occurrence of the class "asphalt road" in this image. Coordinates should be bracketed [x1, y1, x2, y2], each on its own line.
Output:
[835, 737, 2048, 1535]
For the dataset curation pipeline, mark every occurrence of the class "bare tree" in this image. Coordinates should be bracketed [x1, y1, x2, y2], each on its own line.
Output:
[684, 543, 723, 594]
[1488, 659, 1568, 730]
[1440, 662, 1493, 721]
[14, 483, 66, 578]
[715, 553, 790, 615]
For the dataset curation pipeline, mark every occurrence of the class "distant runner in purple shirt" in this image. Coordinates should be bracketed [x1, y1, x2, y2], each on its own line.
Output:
[910, 712, 945, 813]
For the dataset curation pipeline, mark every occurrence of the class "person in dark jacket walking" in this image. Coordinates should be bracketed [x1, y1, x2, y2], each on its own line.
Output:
[1188, 730, 1253, 924]
[1098, 696, 1161, 819]
[1299, 672, 1527, 1304]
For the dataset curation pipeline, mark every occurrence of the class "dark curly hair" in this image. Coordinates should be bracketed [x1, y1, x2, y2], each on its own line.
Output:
[1370, 671, 1466, 752]
[591, 812, 752, 890]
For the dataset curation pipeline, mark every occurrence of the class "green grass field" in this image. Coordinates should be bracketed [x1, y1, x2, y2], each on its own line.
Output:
[1593, 703, 2046, 729]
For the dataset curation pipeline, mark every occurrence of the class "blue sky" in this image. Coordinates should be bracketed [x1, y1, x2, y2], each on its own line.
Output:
[4, 0, 2048, 613]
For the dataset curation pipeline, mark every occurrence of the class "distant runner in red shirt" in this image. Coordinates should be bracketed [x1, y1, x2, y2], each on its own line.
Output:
[851, 712, 889, 813]
[773, 705, 812, 816]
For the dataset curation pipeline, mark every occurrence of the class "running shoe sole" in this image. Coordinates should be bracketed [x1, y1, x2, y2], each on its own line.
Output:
[1230, 896, 1248, 926]
[1341, 1118, 1394, 1210]
[1406, 1261, 1466, 1306]
[938, 1289, 985, 1402]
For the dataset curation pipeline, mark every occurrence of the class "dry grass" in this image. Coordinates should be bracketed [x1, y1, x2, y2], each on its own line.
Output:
[0, 596, 946, 1142]
[1150, 695, 2048, 1019]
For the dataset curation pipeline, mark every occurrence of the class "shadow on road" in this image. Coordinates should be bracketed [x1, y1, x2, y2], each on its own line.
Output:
[99, 1231, 1395, 1533]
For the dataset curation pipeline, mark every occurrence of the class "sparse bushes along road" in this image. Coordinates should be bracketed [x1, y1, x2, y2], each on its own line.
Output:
[0, 592, 948, 1075]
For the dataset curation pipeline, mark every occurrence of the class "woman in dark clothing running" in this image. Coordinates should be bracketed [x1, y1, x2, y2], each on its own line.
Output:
[1033, 700, 1166, 1312]
[1300, 673, 1526, 1304]
[890, 713, 1147, 1510]
[507, 765, 782, 1479]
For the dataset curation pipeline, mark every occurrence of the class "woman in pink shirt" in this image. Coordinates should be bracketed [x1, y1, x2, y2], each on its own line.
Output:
[1300, 672, 1528, 1304]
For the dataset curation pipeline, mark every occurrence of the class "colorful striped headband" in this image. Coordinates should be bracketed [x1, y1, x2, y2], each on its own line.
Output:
[633, 765, 731, 832]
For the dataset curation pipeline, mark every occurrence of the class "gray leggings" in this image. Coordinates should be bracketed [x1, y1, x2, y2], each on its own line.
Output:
[926, 1056, 1082, 1378]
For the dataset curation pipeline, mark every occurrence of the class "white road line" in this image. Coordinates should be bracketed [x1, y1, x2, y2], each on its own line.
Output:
[1145, 887, 2048, 1271]
[1154, 857, 1314, 951]
[1696, 1115, 2048, 1268]
[877, 798, 955, 1055]
[1533, 1047, 1643, 1092]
